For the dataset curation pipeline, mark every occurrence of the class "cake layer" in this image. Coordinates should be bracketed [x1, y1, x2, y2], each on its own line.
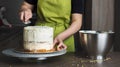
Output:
[24, 42, 53, 50]
[24, 26, 53, 42]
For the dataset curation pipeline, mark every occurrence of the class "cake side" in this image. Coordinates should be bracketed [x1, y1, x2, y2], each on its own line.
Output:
[23, 26, 54, 52]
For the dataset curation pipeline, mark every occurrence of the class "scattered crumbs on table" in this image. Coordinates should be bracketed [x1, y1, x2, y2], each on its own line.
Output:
[81, 64, 84, 67]
[79, 57, 112, 63]
[77, 64, 80, 67]
[9, 65, 12, 67]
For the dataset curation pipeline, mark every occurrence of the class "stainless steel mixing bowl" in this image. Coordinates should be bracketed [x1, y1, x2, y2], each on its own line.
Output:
[79, 30, 114, 60]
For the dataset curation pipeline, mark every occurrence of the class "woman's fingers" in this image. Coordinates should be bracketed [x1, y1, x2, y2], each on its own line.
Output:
[24, 11, 32, 22]
[19, 10, 32, 22]
[53, 37, 67, 51]
[20, 11, 24, 21]
[57, 43, 67, 51]
[53, 38, 59, 47]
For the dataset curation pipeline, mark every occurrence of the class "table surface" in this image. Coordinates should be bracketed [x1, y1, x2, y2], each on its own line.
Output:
[0, 52, 120, 67]
[0, 27, 120, 67]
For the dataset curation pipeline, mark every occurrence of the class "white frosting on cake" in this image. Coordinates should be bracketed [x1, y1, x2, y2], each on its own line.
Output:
[23, 26, 54, 51]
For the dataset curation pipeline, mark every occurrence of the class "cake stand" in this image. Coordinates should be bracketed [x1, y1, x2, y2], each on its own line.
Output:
[2, 48, 66, 61]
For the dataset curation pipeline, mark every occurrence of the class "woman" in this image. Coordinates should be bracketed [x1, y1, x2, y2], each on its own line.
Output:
[19, 0, 84, 52]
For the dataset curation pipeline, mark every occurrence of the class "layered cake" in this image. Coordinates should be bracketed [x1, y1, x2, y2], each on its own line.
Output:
[23, 26, 54, 53]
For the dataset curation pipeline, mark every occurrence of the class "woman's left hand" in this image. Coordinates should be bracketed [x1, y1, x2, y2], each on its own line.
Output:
[53, 36, 67, 51]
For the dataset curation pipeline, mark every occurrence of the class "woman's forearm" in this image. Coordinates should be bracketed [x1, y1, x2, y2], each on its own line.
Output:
[57, 13, 83, 41]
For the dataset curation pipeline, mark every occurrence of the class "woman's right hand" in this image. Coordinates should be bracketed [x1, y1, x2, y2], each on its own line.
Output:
[19, 9, 32, 23]
[53, 35, 67, 51]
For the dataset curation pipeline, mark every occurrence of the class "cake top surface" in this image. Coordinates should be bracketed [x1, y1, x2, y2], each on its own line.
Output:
[24, 26, 53, 30]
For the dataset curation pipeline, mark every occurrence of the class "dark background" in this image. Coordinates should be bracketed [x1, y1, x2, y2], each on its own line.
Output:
[0, 0, 24, 26]
[114, 0, 120, 51]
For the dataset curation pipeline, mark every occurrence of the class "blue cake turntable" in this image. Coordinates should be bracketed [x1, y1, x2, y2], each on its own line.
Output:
[2, 48, 66, 61]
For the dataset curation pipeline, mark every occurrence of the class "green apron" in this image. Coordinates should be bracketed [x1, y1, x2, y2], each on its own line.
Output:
[35, 0, 74, 52]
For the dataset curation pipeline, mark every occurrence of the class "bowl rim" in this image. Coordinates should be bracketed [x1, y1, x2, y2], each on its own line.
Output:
[79, 30, 114, 34]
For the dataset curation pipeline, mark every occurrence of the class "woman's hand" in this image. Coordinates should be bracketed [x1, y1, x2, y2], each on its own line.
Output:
[53, 36, 67, 51]
[19, 1, 33, 23]
[19, 9, 32, 22]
